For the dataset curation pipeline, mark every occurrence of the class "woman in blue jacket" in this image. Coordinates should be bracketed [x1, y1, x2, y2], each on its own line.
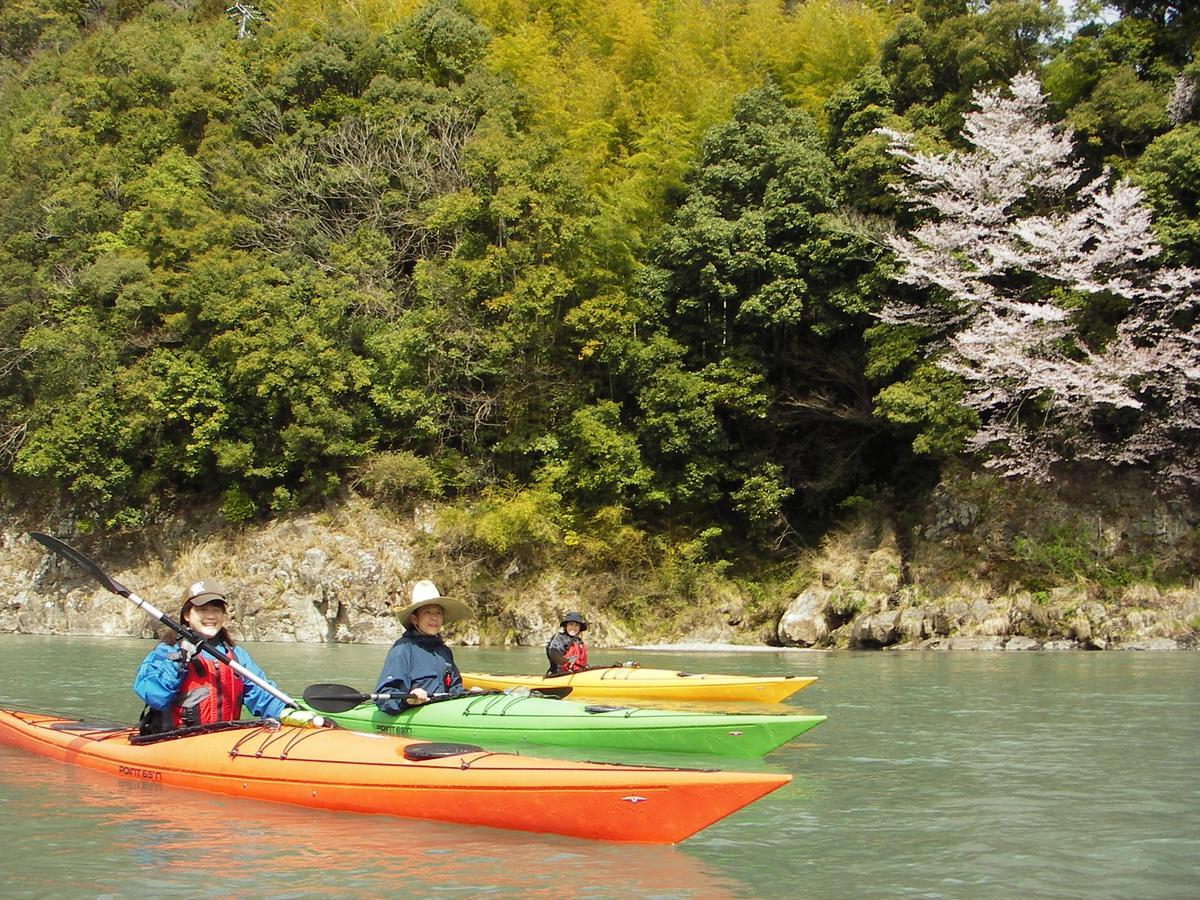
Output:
[374, 580, 474, 714]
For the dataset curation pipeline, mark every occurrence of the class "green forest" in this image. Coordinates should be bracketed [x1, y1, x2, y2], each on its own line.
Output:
[1, 0, 1196, 580]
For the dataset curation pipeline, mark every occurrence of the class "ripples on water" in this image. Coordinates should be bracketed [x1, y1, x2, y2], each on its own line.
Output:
[1, 636, 1196, 898]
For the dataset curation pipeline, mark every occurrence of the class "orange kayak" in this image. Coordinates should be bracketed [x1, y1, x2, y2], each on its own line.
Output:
[0, 708, 789, 844]
[463, 667, 817, 703]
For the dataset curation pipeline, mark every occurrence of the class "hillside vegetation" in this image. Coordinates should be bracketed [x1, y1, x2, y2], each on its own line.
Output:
[1, 1, 1197, 629]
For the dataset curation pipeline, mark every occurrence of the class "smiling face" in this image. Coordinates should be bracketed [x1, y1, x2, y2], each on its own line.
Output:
[564, 621, 582, 637]
[410, 604, 444, 636]
[185, 601, 228, 638]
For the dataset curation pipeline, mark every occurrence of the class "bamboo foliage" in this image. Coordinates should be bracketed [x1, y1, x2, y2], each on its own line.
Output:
[0, 0, 1194, 543]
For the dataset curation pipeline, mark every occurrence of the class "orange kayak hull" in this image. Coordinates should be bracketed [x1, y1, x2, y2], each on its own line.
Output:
[0, 708, 789, 844]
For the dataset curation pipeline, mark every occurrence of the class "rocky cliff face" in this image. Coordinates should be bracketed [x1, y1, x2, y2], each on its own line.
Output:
[775, 466, 1200, 650]
[0, 500, 634, 648]
[2, 466, 1198, 650]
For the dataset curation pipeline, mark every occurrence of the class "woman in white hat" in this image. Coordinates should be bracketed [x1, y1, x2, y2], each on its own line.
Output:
[374, 580, 474, 712]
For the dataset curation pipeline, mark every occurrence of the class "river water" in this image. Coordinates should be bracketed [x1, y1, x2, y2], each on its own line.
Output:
[0, 635, 1195, 898]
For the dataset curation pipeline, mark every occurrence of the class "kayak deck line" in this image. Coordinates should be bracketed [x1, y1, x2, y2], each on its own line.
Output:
[3, 706, 779, 774]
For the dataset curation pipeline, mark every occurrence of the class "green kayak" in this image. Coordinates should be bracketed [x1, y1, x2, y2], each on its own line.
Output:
[299, 690, 824, 757]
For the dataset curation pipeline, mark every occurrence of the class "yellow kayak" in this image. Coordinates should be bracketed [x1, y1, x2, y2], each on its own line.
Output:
[462, 666, 816, 703]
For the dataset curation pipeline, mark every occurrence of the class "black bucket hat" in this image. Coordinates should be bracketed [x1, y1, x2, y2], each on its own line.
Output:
[560, 611, 587, 632]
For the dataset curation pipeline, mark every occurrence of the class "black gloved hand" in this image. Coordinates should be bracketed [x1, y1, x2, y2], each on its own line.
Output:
[171, 640, 204, 676]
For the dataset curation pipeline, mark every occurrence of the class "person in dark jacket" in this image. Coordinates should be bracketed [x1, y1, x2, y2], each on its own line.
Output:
[374, 580, 475, 713]
[545, 611, 589, 675]
[133, 580, 319, 732]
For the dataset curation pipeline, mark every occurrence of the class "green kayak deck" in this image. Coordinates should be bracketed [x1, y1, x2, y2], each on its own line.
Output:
[301, 691, 824, 757]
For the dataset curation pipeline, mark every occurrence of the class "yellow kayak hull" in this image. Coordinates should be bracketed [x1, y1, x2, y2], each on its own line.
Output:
[462, 667, 816, 703]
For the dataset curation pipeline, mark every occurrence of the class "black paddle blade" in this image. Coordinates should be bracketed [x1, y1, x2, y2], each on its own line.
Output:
[30, 532, 132, 597]
[302, 683, 370, 713]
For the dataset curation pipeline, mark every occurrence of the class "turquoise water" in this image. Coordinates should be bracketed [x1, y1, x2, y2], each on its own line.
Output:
[0, 635, 1196, 898]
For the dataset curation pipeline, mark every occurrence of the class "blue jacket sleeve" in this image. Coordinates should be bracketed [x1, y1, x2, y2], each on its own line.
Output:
[133, 643, 184, 710]
[232, 646, 288, 720]
[374, 642, 415, 715]
[546, 632, 570, 667]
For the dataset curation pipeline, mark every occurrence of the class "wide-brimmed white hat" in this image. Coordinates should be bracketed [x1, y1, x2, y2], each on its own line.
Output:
[396, 579, 473, 626]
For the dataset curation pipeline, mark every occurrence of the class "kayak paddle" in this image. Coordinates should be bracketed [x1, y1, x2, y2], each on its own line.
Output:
[302, 683, 478, 711]
[302, 682, 569, 712]
[304, 682, 397, 713]
[29, 531, 297, 709]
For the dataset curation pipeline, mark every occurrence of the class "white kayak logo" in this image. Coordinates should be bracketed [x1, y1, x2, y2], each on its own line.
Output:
[621, 795, 648, 803]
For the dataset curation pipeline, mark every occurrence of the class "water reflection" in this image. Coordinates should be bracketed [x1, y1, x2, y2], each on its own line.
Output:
[3, 636, 1198, 898]
[0, 746, 741, 898]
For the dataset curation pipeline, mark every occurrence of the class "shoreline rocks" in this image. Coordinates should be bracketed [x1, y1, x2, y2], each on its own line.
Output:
[2, 479, 1197, 650]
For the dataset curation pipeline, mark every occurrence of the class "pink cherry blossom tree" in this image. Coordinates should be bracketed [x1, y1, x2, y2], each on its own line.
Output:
[880, 73, 1200, 485]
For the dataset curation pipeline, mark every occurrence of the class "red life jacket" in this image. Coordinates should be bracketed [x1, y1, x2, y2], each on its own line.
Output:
[170, 651, 245, 729]
[563, 637, 588, 672]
